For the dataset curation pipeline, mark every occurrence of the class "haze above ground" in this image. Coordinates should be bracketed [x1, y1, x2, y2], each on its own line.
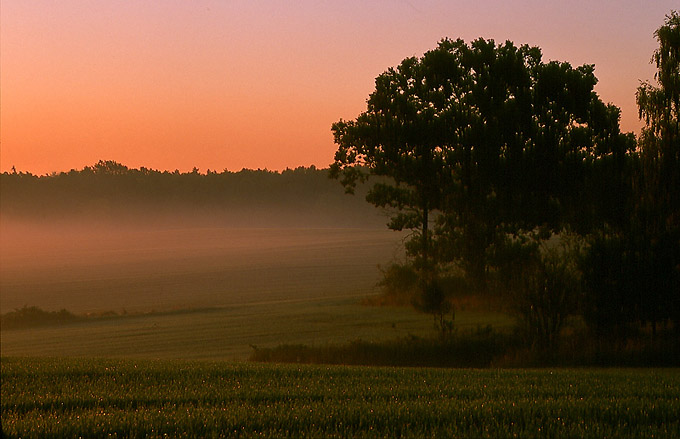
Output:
[1, 1, 676, 175]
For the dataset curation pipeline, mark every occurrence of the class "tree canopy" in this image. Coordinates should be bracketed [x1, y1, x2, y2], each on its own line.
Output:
[621, 10, 680, 333]
[331, 37, 633, 292]
[0, 162, 382, 228]
[636, 10, 680, 237]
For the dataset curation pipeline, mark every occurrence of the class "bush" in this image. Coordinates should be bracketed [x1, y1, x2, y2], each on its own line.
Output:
[371, 262, 420, 306]
[1, 306, 80, 330]
[499, 233, 584, 350]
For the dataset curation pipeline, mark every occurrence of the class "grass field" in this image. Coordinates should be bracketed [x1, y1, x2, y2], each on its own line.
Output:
[1, 226, 402, 313]
[0, 297, 512, 360]
[5, 223, 676, 438]
[1, 223, 514, 360]
[2, 358, 679, 438]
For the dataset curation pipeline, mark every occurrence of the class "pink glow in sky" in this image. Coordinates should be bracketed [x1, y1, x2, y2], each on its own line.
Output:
[1, 1, 676, 174]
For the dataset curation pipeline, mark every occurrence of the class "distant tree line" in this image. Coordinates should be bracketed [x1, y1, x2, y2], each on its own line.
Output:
[332, 12, 679, 348]
[0, 163, 382, 227]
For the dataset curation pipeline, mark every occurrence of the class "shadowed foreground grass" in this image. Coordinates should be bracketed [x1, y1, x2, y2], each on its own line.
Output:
[2, 358, 679, 438]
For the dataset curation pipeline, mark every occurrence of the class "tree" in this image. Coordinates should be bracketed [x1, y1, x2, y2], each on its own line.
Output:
[331, 52, 451, 276]
[435, 39, 633, 291]
[331, 38, 631, 302]
[634, 10, 680, 331]
[582, 11, 680, 336]
[637, 11, 679, 233]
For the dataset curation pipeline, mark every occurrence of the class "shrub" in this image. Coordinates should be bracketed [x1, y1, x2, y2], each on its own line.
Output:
[1, 306, 80, 330]
[500, 233, 584, 350]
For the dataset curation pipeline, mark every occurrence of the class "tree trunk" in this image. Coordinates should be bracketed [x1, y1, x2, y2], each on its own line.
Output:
[422, 199, 430, 277]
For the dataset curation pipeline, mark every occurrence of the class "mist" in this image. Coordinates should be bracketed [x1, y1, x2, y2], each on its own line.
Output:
[0, 168, 402, 315]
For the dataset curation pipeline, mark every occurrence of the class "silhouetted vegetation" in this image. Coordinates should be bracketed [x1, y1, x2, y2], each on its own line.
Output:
[250, 327, 515, 368]
[250, 325, 679, 368]
[3, 14, 677, 369]
[577, 11, 680, 339]
[1, 306, 81, 330]
[331, 36, 634, 324]
[0, 162, 383, 228]
[332, 13, 679, 361]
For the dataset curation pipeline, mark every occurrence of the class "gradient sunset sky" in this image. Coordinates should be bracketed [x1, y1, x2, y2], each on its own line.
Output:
[1, 1, 676, 175]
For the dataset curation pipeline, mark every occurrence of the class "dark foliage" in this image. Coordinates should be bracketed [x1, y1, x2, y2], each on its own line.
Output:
[250, 326, 679, 368]
[332, 16, 678, 355]
[583, 11, 680, 337]
[0, 162, 382, 228]
[250, 327, 515, 368]
[332, 37, 633, 293]
[1, 306, 80, 330]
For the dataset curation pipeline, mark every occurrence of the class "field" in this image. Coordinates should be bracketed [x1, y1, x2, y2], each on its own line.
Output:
[1, 298, 513, 360]
[2, 358, 679, 438]
[0, 223, 512, 359]
[0, 225, 403, 313]
[3, 222, 677, 438]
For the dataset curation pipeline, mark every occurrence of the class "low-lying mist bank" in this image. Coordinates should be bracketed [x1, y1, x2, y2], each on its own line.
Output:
[1, 223, 404, 314]
[1, 163, 406, 314]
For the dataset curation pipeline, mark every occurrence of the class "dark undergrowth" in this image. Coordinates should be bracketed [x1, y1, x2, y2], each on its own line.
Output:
[250, 327, 680, 368]
[250, 326, 518, 368]
[499, 331, 680, 368]
[0, 306, 81, 330]
[0, 305, 221, 331]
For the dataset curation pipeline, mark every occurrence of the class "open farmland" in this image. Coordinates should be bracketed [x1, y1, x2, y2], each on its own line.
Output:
[2, 358, 679, 438]
[0, 298, 512, 360]
[0, 219, 513, 359]
[0, 224, 402, 314]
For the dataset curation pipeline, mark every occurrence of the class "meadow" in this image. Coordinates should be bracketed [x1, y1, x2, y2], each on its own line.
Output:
[0, 225, 401, 314]
[2, 219, 677, 438]
[2, 358, 679, 438]
[0, 297, 512, 360]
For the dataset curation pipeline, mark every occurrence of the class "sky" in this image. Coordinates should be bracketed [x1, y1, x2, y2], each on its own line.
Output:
[1, 1, 677, 175]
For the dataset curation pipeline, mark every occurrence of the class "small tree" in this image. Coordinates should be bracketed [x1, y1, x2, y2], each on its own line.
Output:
[507, 234, 584, 350]
[413, 279, 455, 337]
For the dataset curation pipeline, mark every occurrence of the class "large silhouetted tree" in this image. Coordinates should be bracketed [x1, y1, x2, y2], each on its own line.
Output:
[331, 38, 631, 300]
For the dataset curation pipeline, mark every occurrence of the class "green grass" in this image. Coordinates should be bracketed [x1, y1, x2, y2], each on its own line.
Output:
[2, 358, 679, 438]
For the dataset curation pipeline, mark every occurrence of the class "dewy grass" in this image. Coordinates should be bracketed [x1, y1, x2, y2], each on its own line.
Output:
[2, 357, 679, 438]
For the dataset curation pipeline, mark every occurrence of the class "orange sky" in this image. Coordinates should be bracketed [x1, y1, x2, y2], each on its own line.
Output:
[1, 1, 676, 175]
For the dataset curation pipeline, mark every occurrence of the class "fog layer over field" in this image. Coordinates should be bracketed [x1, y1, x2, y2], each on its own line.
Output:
[0, 166, 407, 314]
[1, 214, 403, 314]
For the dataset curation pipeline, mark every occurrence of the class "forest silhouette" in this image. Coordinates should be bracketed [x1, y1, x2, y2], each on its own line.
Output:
[0, 161, 383, 228]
